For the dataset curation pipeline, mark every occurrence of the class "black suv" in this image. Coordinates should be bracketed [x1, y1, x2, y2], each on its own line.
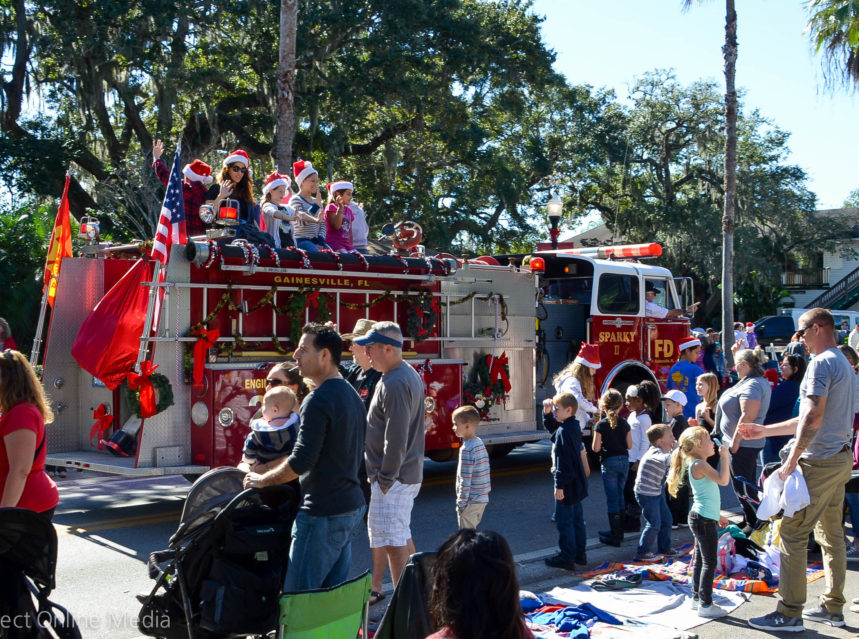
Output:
[754, 316, 795, 347]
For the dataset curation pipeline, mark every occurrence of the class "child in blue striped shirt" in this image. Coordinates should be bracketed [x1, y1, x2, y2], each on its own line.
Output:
[452, 405, 491, 529]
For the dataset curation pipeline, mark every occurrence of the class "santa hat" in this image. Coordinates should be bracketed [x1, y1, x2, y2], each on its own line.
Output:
[263, 171, 291, 195]
[223, 149, 250, 168]
[745, 322, 755, 329]
[574, 343, 601, 370]
[293, 159, 317, 187]
[327, 180, 354, 193]
[678, 336, 701, 352]
[183, 159, 214, 184]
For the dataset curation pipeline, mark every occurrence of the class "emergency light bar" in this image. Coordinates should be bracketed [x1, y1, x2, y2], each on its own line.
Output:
[557, 243, 662, 259]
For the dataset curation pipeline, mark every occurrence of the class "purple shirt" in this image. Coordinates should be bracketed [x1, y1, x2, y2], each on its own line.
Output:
[325, 204, 355, 252]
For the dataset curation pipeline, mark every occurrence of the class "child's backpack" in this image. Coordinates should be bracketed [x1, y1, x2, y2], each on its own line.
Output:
[716, 532, 737, 574]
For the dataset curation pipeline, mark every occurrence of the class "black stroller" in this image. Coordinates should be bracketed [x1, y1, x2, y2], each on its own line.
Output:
[137, 468, 299, 639]
[0, 507, 80, 639]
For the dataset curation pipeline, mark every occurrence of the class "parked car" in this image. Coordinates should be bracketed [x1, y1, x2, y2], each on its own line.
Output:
[754, 315, 796, 347]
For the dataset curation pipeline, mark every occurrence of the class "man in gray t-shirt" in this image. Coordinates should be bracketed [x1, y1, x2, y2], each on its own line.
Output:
[742, 308, 854, 631]
[356, 321, 425, 598]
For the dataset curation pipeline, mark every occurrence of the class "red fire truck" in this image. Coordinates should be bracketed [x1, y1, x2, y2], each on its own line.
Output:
[42, 240, 692, 477]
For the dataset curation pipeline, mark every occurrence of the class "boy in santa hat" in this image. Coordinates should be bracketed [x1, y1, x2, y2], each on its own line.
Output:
[667, 336, 703, 420]
[289, 159, 332, 252]
[152, 139, 213, 236]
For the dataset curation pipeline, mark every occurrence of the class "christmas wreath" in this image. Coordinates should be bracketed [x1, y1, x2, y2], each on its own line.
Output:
[124, 372, 174, 418]
[406, 290, 439, 342]
[462, 352, 512, 420]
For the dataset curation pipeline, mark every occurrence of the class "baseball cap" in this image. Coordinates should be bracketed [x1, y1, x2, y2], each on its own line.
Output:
[354, 328, 403, 348]
[661, 389, 688, 406]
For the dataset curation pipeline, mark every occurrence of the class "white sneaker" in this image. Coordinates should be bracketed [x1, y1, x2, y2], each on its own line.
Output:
[691, 598, 699, 610]
[698, 603, 727, 618]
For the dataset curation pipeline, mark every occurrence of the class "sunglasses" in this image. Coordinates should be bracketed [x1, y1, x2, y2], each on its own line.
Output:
[265, 378, 283, 387]
[796, 324, 816, 339]
[229, 164, 247, 173]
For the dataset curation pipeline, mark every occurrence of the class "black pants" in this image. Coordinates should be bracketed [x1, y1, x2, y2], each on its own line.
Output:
[667, 481, 690, 526]
[689, 511, 719, 606]
[730, 446, 760, 525]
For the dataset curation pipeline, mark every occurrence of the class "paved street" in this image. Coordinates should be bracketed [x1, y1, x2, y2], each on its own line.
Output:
[45, 443, 859, 638]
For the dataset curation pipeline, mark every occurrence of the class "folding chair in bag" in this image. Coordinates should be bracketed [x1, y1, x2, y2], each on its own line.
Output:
[276, 571, 371, 639]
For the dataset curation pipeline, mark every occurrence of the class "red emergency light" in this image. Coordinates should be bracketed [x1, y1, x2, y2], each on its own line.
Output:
[558, 243, 662, 260]
[528, 256, 546, 273]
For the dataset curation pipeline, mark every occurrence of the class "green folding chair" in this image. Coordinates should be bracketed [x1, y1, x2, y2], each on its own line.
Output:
[277, 571, 372, 639]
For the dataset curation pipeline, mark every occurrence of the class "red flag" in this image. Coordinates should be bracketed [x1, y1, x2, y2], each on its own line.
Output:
[43, 175, 73, 307]
[71, 259, 153, 390]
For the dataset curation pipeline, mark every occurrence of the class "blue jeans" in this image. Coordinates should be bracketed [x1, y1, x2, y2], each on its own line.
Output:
[283, 505, 365, 592]
[635, 492, 672, 555]
[296, 237, 332, 253]
[846, 490, 859, 538]
[601, 456, 629, 513]
[554, 499, 586, 559]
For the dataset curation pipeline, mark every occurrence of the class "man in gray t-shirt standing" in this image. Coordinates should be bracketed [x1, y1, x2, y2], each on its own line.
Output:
[356, 321, 425, 598]
[741, 308, 854, 632]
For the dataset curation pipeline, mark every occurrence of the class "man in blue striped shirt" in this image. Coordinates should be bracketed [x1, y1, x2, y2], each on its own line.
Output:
[452, 406, 491, 529]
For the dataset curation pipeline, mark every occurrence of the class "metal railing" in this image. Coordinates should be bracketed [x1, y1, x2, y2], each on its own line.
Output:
[781, 269, 830, 288]
[807, 265, 859, 309]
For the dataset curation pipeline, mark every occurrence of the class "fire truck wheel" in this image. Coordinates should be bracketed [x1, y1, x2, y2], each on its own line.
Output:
[486, 443, 516, 459]
[427, 449, 458, 463]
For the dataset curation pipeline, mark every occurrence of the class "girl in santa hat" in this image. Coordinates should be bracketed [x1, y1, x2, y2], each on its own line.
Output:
[152, 139, 213, 236]
[260, 171, 297, 249]
[324, 180, 356, 253]
[205, 149, 260, 227]
[552, 344, 601, 435]
[289, 160, 331, 252]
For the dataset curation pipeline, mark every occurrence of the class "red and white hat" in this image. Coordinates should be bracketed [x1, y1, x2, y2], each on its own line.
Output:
[183, 159, 213, 184]
[746, 322, 755, 329]
[327, 180, 354, 193]
[223, 149, 250, 168]
[678, 336, 701, 352]
[293, 159, 317, 187]
[574, 343, 601, 370]
[263, 171, 291, 195]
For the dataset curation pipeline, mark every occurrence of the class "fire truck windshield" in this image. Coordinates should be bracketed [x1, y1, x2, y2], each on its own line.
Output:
[544, 278, 592, 304]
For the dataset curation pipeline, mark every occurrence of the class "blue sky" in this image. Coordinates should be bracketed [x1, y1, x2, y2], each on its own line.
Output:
[530, 0, 858, 210]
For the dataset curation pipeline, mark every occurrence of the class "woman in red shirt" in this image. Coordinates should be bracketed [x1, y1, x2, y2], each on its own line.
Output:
[0, 350, 58, 519]
[0, 318, 16, 351]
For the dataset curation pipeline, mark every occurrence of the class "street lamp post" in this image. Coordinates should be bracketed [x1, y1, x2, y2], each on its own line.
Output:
[547, 194, 563, 249]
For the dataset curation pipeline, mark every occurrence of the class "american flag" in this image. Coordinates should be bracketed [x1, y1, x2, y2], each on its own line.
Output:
[150, 148, 187, 264]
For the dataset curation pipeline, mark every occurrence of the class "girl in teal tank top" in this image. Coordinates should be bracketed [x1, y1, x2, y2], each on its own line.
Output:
[667, 426, 731, 618]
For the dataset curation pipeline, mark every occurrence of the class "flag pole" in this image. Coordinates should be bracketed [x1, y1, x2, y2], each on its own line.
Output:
[29, 280, 52, 367]
[135, 140, 181, 372]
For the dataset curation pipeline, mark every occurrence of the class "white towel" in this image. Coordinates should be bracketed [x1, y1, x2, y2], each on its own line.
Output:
[757, 468, 810, 519]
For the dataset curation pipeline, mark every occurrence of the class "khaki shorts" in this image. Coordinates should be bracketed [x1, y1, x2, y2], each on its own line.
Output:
[457, 502, 487, 529]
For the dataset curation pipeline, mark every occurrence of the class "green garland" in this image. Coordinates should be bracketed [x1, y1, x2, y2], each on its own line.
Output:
[179, 284, 498, 375]
[124, 373, 174, 418]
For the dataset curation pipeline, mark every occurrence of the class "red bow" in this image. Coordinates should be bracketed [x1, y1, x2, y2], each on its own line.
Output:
[127, 361, 159, 418]
[306, 291, 320, 309]
[88, 403, 114, 449]
[488, 352, 512, 394]
[192, 328, 220, 385]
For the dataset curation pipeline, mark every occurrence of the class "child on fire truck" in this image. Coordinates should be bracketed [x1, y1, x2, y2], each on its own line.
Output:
[237, 385, 299, 474]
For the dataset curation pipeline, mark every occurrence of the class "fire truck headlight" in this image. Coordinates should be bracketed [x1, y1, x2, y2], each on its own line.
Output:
[199, 204, 215, 224]
[191, 401, 209, 427]
[217, 407, 235, 428]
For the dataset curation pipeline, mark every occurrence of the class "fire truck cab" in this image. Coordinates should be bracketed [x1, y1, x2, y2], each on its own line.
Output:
[500, 244, 693, 434]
